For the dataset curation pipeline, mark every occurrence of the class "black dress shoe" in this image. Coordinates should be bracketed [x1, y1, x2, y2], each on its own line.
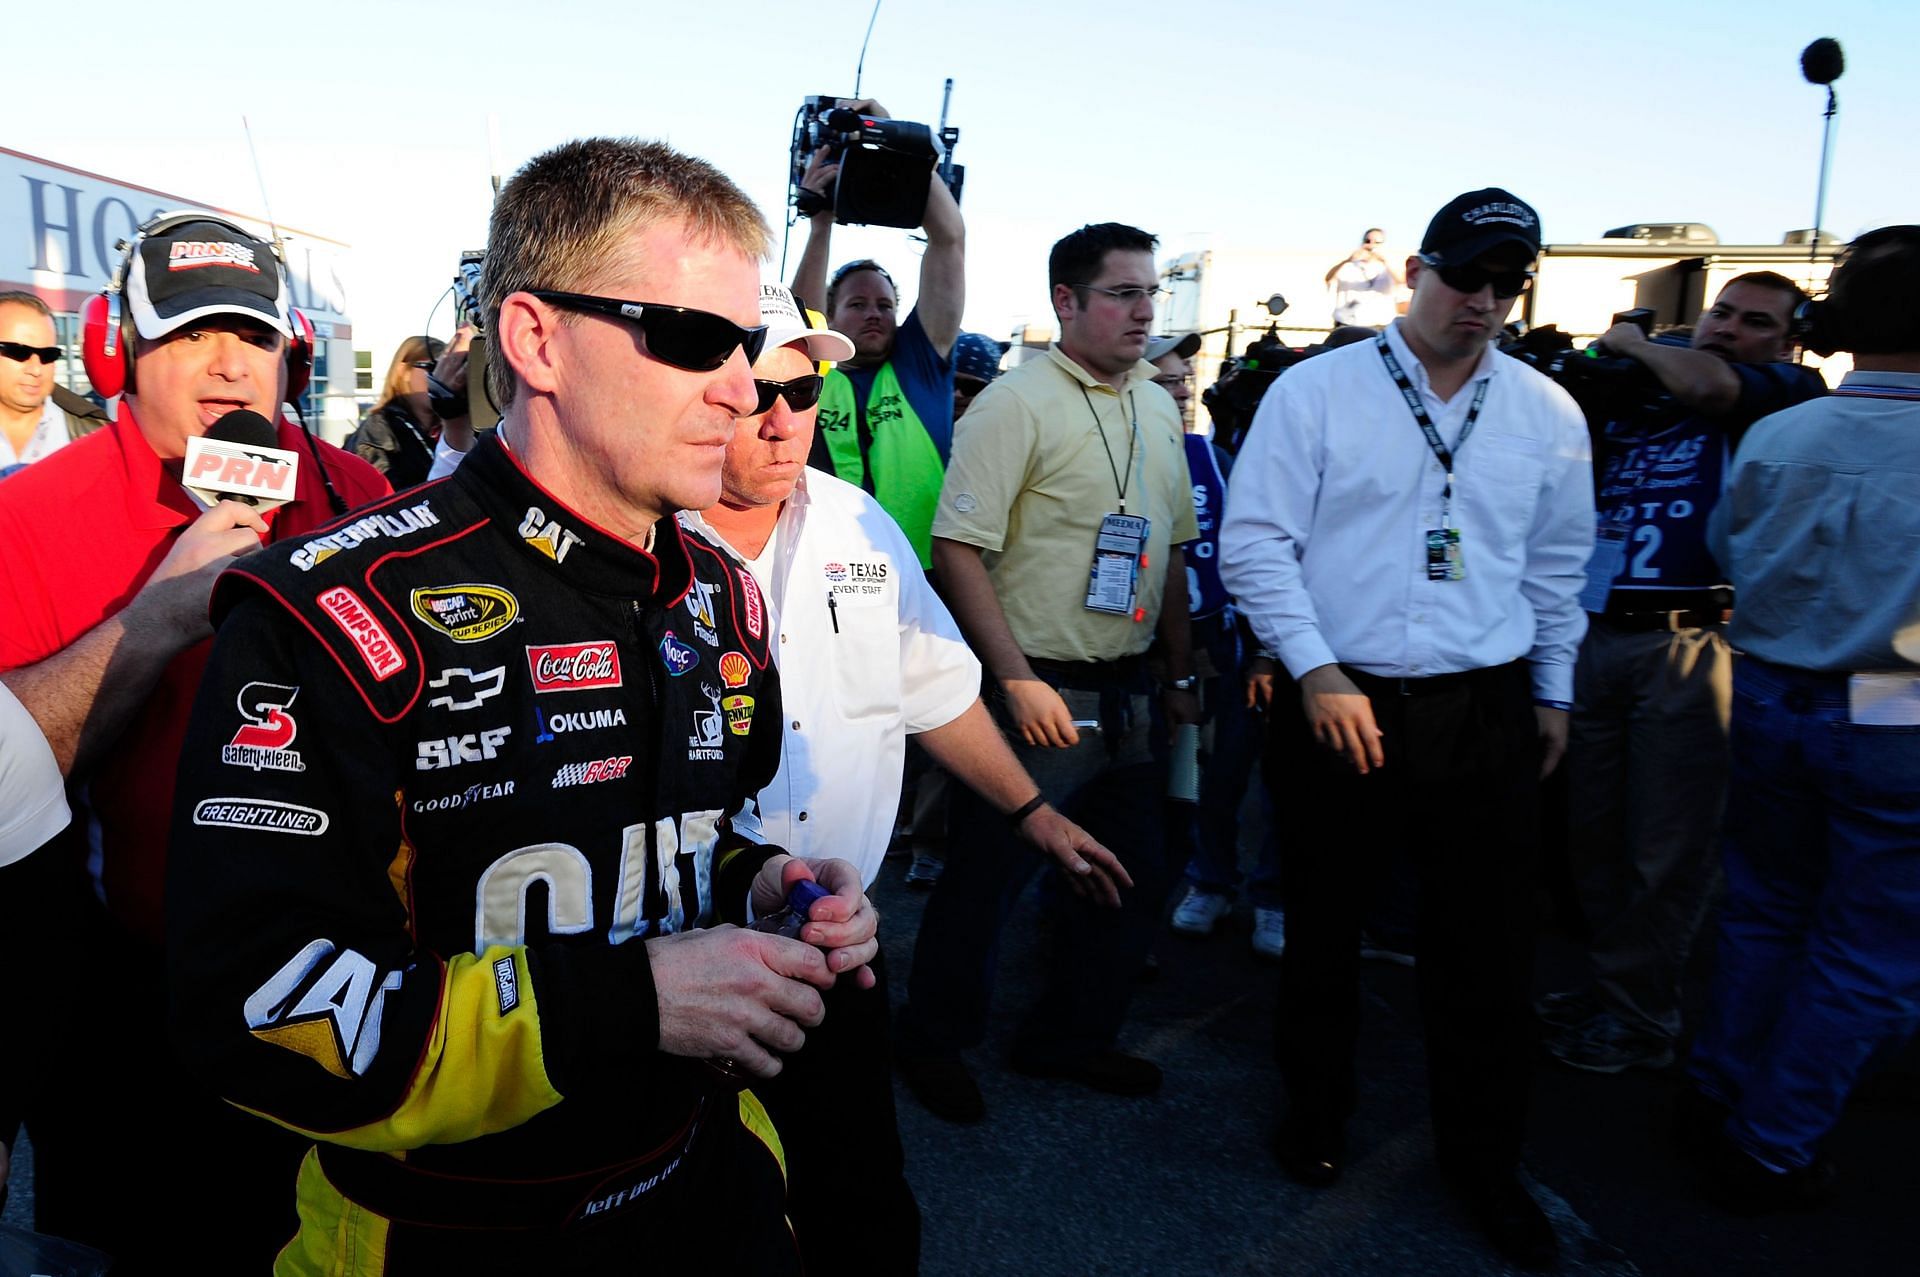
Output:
[895, 1053, 985, 1124]
[1272, 1121, 1344, 1188]
[1700, 1138, 1839, 1215]
[1450, 1170, 1558, 1271]
[1671, 1086, 1732, 1168]
[1009, 1048, 1162, 1097]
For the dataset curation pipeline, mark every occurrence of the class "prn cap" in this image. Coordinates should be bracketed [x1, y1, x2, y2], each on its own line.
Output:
[125, 217, 293, 340]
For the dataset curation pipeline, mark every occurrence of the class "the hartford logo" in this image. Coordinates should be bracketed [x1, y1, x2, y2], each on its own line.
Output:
[551, 756, 633, 788]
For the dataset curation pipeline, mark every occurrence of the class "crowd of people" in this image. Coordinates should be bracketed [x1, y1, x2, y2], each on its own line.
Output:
[0, 102, 1915, 1275]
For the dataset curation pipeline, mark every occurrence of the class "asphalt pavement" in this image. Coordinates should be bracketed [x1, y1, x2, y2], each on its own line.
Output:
[872, 856, 1916, 1277]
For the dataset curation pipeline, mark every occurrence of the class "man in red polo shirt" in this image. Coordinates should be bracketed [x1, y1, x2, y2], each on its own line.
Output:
[0, 216, 386, 1269]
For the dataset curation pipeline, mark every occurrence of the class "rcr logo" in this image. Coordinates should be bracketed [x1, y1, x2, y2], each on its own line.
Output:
[416, 727, 512, 771]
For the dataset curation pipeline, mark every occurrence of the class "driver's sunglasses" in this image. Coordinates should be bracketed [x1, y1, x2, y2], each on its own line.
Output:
[1418, 254, 1533, 300]
[529, 290, 769, 372]
[0, 341, 60, 365]
[752, 374, 824, 415]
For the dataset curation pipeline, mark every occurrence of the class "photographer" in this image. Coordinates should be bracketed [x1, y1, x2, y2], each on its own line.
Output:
[790, 97, 964, 569]
[1681, 226, 1920, 1211]
[1540, 273, 1825, 1076]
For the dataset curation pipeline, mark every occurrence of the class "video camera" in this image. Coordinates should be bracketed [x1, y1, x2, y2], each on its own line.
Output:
[428, 248, 499, 432]
[789, 85, 963, 229]
[1200, 326, 1316, 456]
[1501, 309, 1678, 429]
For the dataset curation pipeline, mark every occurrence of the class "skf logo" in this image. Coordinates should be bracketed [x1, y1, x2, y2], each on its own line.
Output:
[292, 502, 439, 571]
[222, 682, 305, 773]
[318, 587, 405, 681]
[427, 666, 507, 712]
[245, 939, 404, 1079]
[718, 651, 750, 688]
[411, 585, 519, 643]
[737, 568, 764, 639]
[519, 505, 583, 564]
[527, 641, 622, 692]
[170, 240, 260, 273]
[659, 632, 699, 677]
[723, 693, 755, 736]
[416, 726, 512, 770]
[551, 756, 633, 788]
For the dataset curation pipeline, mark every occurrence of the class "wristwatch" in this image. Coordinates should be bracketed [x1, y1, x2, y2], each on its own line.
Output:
[1167, 676, 1198, 691]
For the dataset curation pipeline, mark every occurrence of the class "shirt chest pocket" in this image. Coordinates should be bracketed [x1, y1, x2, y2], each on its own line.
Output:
[1460, 433, 1543, 544]
[825, 573, 903, 723]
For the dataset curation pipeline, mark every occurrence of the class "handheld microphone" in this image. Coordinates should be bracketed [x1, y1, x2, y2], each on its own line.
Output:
[182, 410, 302, 513]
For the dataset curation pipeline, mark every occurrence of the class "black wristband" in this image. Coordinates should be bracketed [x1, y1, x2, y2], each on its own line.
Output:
[1008, 793, 1048, 827]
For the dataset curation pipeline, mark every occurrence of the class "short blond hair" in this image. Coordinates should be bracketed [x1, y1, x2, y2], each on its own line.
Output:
[482, 137, 770, 407]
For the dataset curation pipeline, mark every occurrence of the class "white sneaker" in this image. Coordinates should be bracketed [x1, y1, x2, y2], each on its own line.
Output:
[1252, 907, 1286, 960]
[1170, 885, 1232, 935]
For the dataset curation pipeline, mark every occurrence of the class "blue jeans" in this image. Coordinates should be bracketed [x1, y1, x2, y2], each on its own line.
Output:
[1687, 658, 1920, 1169]
[898, 670, 1174, 1066]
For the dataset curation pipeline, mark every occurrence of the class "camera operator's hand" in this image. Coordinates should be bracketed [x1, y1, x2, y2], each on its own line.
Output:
[833, 97, 889, 119]
[799, 149, 841, 211]
[1596, 320, 1650, 356]
[433, 325, 478, 456]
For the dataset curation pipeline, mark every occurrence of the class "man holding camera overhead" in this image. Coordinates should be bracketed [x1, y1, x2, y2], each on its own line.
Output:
[1220, 189, 1591, 1271]
[790, 97, 964, 570]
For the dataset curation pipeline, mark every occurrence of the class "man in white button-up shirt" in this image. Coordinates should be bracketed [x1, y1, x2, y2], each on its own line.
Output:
[693, 285, 1127, 1276]
[1220, 188, 1592, 1271]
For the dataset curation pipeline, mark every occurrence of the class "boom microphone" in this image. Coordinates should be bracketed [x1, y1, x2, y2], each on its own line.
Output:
[1801, 38, 1844, 86]
[182, 410, 301, 513]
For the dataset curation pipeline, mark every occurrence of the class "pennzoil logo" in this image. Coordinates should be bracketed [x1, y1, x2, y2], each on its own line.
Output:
[519, 505, 583, 564]
[411, 585, 519, 643]
[318, 587, 405, 681]
[723, 693, 755, 736]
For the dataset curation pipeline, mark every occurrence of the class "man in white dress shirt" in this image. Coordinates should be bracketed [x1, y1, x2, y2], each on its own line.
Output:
[1220, 189, 1592, 1271]
[690, 285, 1128, 1275]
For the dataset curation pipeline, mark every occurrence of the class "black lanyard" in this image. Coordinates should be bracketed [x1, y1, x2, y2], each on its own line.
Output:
[1078, 385, 1141, 513]
[1376, 335, 1488, 516]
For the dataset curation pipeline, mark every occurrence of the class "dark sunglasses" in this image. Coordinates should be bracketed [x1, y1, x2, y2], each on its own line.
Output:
[529, 290, 769, 372]
[0, 341, 60, 365]
[752, 374, 824, 415]
[1419, 255, 1534, 300]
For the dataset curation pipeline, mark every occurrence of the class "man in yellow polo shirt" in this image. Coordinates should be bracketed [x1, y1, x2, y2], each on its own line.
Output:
[894, 222, 1201, 1122]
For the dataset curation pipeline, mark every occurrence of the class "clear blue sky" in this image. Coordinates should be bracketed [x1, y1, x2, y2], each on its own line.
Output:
[11, 0, 1914, 365]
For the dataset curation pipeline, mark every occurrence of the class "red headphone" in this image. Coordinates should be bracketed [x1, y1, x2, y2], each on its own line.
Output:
[80, 210, 313, 402]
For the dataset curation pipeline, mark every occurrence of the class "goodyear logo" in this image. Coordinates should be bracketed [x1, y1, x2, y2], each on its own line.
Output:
[411, 585, 518, 643]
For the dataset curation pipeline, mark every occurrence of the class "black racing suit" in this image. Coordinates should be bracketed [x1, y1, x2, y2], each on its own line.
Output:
[168, 436, 800, 1273]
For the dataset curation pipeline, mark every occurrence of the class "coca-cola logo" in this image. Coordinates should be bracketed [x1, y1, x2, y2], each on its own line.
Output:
[525, 641, 623, 693]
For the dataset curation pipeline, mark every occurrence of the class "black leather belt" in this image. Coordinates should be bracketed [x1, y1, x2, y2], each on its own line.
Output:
[1343, 660, 1525, 697]
[1597, 609, 1725, 633]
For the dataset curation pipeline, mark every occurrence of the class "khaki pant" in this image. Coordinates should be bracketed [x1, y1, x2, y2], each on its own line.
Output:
[1567, 619, 1733, 1040]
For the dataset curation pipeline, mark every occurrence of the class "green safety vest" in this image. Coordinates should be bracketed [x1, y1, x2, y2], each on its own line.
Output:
[815, 361, 945, 568]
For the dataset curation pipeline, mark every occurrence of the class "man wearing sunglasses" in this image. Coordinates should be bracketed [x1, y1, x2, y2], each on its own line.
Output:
[168, 140, 875, 1274]
[686, 284, 1126, 1274]
[0, 292, 105, 474]
[1539, 272, 1825, 1082]
[790, 98, 965, 571]
[1220, 189, 1592, 1270]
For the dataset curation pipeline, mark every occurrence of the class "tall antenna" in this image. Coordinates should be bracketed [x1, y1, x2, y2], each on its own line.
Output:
[240, 115, 284, 253]
[853, 0, 882, 98]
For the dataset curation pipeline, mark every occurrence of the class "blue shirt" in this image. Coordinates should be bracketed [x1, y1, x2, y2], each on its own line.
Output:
[1710, 370, 1920, 671]
[1593, 356, 1825, 604]
[837, 308, 956, 462]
